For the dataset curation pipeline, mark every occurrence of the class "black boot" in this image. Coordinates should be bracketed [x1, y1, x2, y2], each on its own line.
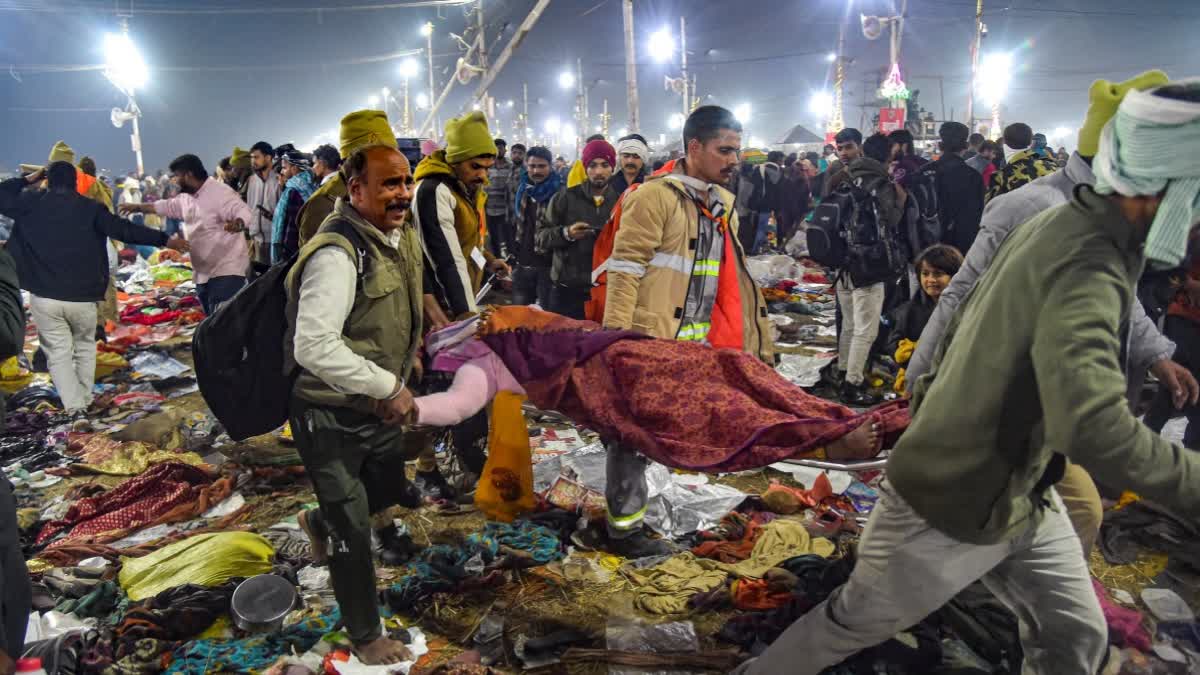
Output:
[413, 467, 456, 502]
[376, 524, 421, 566]
[840, 381, 880, 407]
[603, 530, 677, 559]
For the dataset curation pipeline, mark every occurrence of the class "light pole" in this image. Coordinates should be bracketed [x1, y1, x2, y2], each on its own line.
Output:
[102, 24, 148, 177]
[622, 0, 639, 132]
[399, 58, 420, 135]
[421, 22, 439, 140]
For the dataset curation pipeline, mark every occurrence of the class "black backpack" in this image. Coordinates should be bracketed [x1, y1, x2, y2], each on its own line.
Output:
[841, 180, 906, 287]
[807, 189, 853, 268]
[192, 221, 367, 441]
[905, 163, 944, 260]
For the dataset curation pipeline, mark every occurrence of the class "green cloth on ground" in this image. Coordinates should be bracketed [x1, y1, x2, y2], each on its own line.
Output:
[119, 532, 274, 601]
[627, 520, 833, 614]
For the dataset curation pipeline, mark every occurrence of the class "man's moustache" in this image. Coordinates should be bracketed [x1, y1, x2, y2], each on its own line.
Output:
[386, 200, 410, 211]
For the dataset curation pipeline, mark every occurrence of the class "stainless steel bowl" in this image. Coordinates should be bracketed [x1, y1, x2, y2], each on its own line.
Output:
[230, 574, 297, 633]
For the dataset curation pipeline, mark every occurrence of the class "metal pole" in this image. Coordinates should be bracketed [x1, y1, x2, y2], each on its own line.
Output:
[967, 0, 982, 126]
[129, 97, 144, 178]
[831, 12, 847, 134]
[679, 15, 688, 118]
[938, 75, 946, 122]
[418, 33, 480, 136]
[425, 31, 438, 140]
[403, 77, 411, 134]
[475, 0, 494, 120]
[622, 0, 639, 132]
[602, 98, 609, 136]
[469, 0, 553, 108]
[523, 82, 530, 145]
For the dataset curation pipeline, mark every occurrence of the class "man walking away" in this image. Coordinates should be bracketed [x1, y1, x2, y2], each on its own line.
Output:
[246, 141, 281, 268]
[964, 132, 985, 160]
[1, 164, 186, 412]
[986, 122, 1058, 202]
[484, 138, 516, 258]
[411, 111, 511, 321]
[927, 122, 986, 254]
[602, 106, 773, 556]
[738, 77, 1200, 675]
[611, 134, 649, 194]
[312, 144, 342, 187]
[538, 139, 620, 319]
[511, 147, 562, 306]
[287, 144, 424, 667]
[123, 154, 252, 315]
[829, 132, 906, 406]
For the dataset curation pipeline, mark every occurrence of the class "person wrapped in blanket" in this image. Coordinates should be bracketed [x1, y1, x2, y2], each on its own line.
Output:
[395, 305, 909, 470]
[890, 245, 964, 394]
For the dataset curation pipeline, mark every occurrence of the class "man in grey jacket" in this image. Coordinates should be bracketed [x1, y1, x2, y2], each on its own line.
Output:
[907, 73, 1197, 557]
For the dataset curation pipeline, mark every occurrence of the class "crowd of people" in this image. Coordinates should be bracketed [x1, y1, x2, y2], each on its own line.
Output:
[0, 66, 1197, 673]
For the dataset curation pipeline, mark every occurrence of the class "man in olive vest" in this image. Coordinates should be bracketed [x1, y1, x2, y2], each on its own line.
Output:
[286, 144, 423, 666]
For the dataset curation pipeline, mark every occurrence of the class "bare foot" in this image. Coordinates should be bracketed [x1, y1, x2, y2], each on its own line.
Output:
[298, 509, 328, 565]
[827, 418, 882, 460]
[356, 636, 413, 665]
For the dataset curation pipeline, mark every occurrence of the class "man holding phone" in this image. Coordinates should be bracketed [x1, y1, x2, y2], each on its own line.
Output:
[536, 139, 620, 319]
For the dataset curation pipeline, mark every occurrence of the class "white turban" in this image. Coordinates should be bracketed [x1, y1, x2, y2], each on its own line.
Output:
[616, 137, 650, 162]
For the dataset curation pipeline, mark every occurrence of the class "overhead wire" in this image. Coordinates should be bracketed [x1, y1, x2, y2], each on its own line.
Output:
[0, 0, 473, 13]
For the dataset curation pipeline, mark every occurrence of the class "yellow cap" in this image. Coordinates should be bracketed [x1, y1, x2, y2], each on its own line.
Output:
[1078, 70, 1169, 157]
[48, 140, 75, 165]
[339, 110, 397, 159]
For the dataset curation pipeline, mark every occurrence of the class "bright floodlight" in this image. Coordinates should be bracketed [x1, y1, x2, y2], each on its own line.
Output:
[825, 52, 837, 63]
[420, 22, 433, 37]
[648, 28, 674, 63]
[668, 113, 685, 130]
[617, 126, 628, 137]
[1052, 125, 1073, 141]
[381, 87, 390, 97]
[416, 92, 430, 108]
[733, 103, 751, 124]
[367, 94, 381, 106]
[750, 137, 765, 148]
[978, 52, 1013, 104]
[399, 58, 419, 79]
[809, 91, 834, 116]
[103, 32, 149, 95]
[562, 123, 577, 140]
[545, 117, 561, 134]
[506, 99, 515, 107]
[558, 71, 576, 90]
[472, 101, 481, 111]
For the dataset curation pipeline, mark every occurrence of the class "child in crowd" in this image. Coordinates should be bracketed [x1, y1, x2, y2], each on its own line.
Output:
[890, 244, 964, 393]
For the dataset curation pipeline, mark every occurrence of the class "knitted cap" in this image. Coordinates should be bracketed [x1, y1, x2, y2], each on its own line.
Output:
[48, 141, 75, 165]
[444, 111, 497, 164]
[582, 139, 616, 169]
[1079, 70, 1169, 157]
[339, 109, 397, 159]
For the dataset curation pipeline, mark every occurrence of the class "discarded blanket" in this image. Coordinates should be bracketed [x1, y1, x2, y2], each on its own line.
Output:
[66, 435, 204, 476]
[118, 532, 274, 601]
[384, 520, 563, 612]
[36, 462, 231, 548]
[116, 580, 238, 651]
[475, 306, 908, 472]
[628, 520, 832, 614]
[165, 609, 339, 674]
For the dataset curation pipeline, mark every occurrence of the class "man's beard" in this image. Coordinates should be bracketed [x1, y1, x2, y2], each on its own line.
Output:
[590, 178, 608, 190]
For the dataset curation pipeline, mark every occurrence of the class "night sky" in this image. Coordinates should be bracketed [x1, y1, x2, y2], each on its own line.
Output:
[2, 0, 1198, 176]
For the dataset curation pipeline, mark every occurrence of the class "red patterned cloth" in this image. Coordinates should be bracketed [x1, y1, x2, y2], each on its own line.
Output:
[36, 462, 226, 547]
[479, 306, 909, 472]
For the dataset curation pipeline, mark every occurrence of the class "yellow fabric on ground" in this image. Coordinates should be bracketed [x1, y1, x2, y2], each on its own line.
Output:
[119, 532, 274, 601]
[0, 357, 33, 394]
[95, 351, 128, 378]
[74, 444, 205, 476]
[628, 520, 833, 614]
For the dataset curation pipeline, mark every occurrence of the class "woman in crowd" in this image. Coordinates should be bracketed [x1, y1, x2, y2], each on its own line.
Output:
[397, 306, 909, 472]
[890, 244, 964, 393]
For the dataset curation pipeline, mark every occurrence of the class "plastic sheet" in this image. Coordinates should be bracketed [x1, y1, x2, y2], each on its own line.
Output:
[128, 351, 191, 380]
[775, 352, 837, 388]
[644, 478, 747, 539]
[744, 255, 804, 288]
[606, 618, 698, 675]
[1142, 588, 1194, 622]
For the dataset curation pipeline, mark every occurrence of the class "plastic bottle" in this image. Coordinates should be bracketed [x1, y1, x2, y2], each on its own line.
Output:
[15, 658, 47, 675]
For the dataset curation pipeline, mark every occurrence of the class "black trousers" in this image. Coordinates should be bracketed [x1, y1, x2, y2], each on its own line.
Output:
[289, 397, 416, 644]
[486, 214, 515, 258]
[1144, 315, 1200, 449]
[0, 478, 29, 658]
[512, 265, 552, 307]
[548, 283, 591, 320]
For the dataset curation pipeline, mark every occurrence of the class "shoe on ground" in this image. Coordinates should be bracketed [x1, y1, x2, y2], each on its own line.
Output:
[840, 381, 881, 407]
[413, 468, 457, 502]
[603, 530, 678, 558]
[376, 524, 422, 566]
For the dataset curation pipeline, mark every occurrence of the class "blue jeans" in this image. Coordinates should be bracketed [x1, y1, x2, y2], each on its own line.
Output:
[753, 212, 776, 255]
[197, 275, 246, 315]
[164, 218, 183, 238]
